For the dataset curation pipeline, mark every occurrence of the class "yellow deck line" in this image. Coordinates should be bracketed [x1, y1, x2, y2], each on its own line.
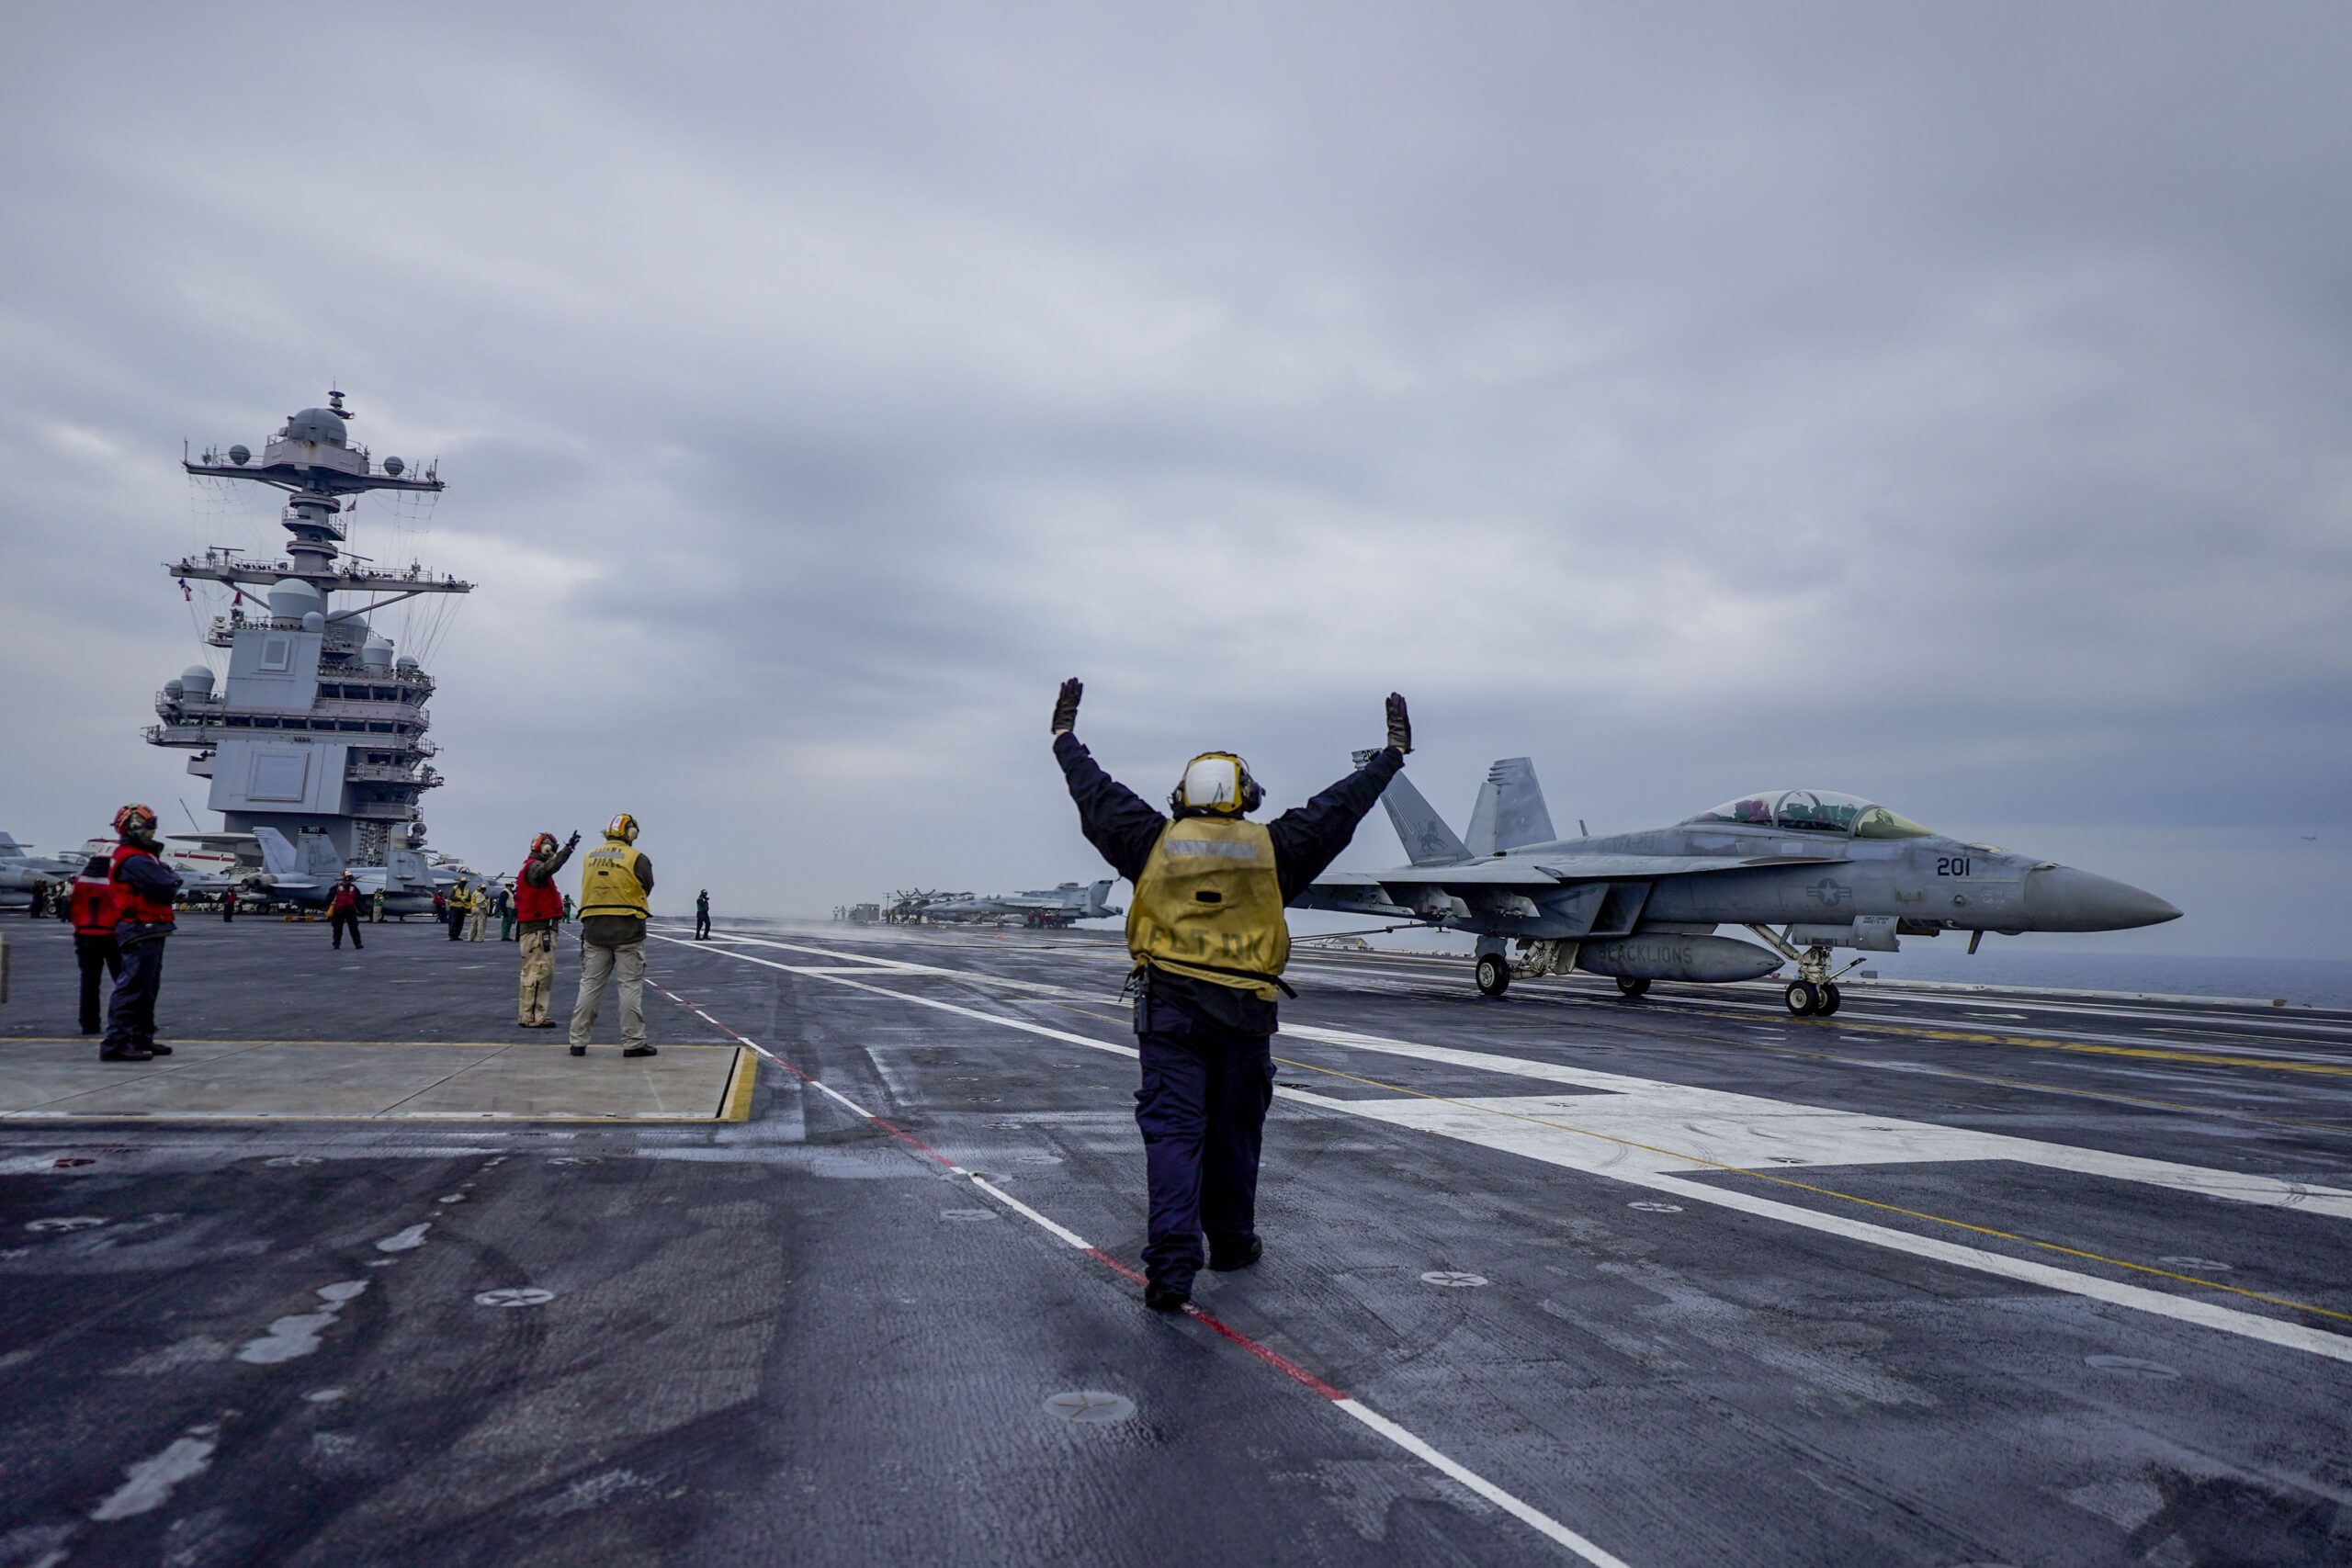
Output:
[719, 1047, 758, 1122]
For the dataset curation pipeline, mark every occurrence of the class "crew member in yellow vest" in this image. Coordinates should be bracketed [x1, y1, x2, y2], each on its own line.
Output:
[568, 813, 659, 1058]
[1052, 677, 1412, 1311]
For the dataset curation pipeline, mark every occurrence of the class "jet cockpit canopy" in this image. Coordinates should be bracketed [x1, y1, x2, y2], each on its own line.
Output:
[1686, 790, 1934, 839]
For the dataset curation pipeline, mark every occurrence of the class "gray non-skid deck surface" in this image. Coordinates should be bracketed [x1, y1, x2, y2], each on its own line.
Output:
[0, 1039, 747, 1121]
[2, 915, 2349, 1565]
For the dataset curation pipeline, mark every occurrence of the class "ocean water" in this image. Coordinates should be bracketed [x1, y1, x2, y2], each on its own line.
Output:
[1334, 925, 2352, 1010]
[1839, 947, 2352, 1010]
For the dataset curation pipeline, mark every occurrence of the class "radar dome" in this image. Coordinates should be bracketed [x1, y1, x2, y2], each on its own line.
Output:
[284, 407, 347, 446]
[227, 445, 251, 466]
[361, 636, 394, 670]
[301, 611, 325, 633]
[395, 655, 420, 671]
[382, 456, 404, 476]
[181, 665, 215, 695]
[164, 679, 184, 698]
[267, 578, 324, 620]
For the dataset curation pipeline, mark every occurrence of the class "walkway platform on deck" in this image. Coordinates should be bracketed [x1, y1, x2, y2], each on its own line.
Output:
[0, 1038, 755, 1122]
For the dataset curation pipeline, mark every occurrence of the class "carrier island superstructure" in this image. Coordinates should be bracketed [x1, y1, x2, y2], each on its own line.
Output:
[150, 391, 468, 888]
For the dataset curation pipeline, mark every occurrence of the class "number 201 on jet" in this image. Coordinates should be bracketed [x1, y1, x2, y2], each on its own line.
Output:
[1936, 856, 1973, 876]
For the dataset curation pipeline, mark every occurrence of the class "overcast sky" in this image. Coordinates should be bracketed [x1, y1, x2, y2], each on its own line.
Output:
[3, 4, 2346, 959]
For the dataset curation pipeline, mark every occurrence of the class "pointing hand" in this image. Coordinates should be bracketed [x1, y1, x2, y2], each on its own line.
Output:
[564, 831, 581, 850]
[1052, 677, 1083, 737]
[1385, 693, 1412, 755]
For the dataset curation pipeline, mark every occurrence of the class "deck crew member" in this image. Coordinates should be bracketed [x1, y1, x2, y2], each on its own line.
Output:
[100, 804, 181, 1063]
[1051, 678, 1411, 1311]
[220, 886, 238, 922]
[694, 888, 711, 941]
[515, 830, 579, 1029]
[568, 814, 658, 1058]
[67, 854, 120, 1036]
[446, 880, 470, 942]
[466, 880, 492, 942]
[328, 873, 365, 950]
[497, 883, 516, 942]
[371, 888, 385, 923]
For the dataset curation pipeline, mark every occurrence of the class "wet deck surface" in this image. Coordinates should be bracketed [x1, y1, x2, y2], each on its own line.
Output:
[2, 915, 2349, 1566]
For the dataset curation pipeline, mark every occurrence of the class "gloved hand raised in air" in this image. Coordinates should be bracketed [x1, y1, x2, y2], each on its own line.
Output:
[1385, 692, 1412, 755]
[1051, 677, 1083, 736]
[564, 831, 581, 851]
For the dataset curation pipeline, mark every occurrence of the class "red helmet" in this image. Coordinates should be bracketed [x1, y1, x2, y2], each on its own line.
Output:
[530, 832, 558, 857]
[113, 803, 159, 837]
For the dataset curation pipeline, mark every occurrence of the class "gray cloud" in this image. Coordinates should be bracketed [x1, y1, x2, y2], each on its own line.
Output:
[2, 4, 2346, 956]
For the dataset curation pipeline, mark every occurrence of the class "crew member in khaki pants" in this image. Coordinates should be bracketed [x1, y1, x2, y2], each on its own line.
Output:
[513, 830, 578, 1027]
[568, 813, 658, 1058]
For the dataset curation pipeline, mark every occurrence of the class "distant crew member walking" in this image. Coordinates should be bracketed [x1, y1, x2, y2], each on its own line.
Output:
[371, 888, 385, 923]
[220, 886, 238, 922]
[569, 814, 658, 1058]
[1051, 679, 1411, 1311]
[515, 831, 579, 1029]
[327, 872, 365, 950]
[694, 889, 711, 941]
[446, 881, 470, 942]
[100, 804, 182, 1063]
[497, 883, 515, 942]
[67, 855, 120, 1036]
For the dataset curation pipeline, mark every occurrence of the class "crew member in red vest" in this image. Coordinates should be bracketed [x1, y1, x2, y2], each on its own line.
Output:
[327, 872, 365, 950]
[101, 804, 181, 1063]
[514, 829, 580, 1028]
[67, 854, 121, 1036]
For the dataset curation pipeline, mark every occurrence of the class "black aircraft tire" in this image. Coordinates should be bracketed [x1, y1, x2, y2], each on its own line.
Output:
[1476, 954, 1511, 998]
[1784, 980, 1819, 1017]
[1616, 976, 1651, 998]
[1820, 984, 1843, 1016]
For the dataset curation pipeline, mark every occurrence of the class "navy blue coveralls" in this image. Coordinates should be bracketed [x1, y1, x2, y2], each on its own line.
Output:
[104, 850, 181, 1054]
[1056, 734, 1402, 1293]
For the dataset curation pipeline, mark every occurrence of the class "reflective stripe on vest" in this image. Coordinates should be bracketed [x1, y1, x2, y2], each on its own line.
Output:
[577, 840, 649, 919]
[1125, 817, 1288, 1000]
[513, 861, 564, 923]
[108, 844, 175, 927]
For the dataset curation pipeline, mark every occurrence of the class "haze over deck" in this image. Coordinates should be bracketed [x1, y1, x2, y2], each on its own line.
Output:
[0, 4, 2346, 953]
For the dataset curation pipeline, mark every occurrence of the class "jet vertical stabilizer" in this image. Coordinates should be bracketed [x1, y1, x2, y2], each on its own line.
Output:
[1465, 758, 1555, 856]
[1354, 750, 1472, 866]
[254, 826, 302, 880]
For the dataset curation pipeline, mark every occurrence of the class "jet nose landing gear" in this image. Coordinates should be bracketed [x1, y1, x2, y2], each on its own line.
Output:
[1615, 976, 1651, 999]
[1783, 978, 1843, 1016]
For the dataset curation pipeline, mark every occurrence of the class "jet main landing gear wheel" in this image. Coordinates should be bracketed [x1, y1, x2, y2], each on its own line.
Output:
[1476, 953, 1511, 998]
[1784, 980, 1824, 1017]
[1615, 976, 1651, 999]
[1818, 983, 1843, 1016]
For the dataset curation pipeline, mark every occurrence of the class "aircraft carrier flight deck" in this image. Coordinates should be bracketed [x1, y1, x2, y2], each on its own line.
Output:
[3, 918, 2349, 1566]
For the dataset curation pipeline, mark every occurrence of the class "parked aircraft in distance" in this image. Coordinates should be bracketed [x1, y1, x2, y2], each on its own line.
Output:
[252, 826, 438, 915]
[1299, 757, 2179, 1016]
[890, 880, 1121, 928]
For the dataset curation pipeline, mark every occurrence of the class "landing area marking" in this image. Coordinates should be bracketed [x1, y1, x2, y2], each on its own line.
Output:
[662, 930, 2352, 1363]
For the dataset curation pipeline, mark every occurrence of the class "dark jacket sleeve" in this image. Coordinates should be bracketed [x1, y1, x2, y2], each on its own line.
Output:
[635, 853, 655, 895]
[1267, 747, 1405, 901]
[115, 853, 182, 897]
[1054, 733, 1167, 885]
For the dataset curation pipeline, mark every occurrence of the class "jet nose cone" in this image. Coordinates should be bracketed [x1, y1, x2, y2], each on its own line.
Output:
[2022, 866, 2182, 931]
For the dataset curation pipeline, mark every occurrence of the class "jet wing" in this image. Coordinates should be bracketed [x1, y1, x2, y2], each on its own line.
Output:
[1319, 852, 1834, 889]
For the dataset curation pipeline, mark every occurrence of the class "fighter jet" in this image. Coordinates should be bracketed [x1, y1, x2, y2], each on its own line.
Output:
[1298, 758, 2179, 1016]
[251, 826, 438, 915]
[899, 880, 1122, 928]
[0, 832, 82, 908]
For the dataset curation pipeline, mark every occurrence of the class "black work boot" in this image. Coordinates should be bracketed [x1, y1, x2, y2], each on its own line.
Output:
[143, 1043, 174, 1056]
[568, 1044, 586, 1056]
[99, 1047, 153, 1063]
[1143, 1280, 1191, 1312]
[622, 1044, 658, 1058]
[1207, 1236, 1262, 1272]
